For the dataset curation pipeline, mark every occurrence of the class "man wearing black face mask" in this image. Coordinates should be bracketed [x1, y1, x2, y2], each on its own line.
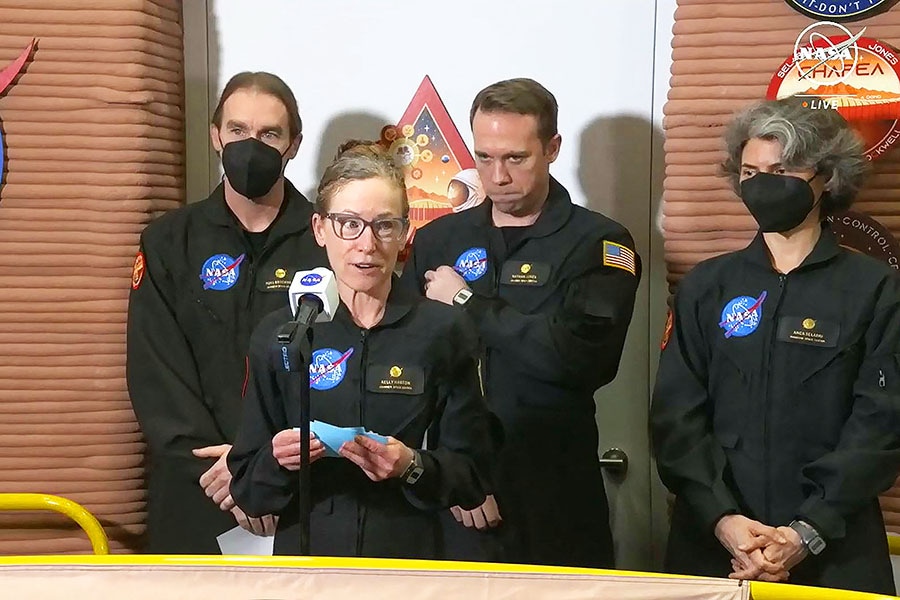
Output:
[651, 97, 900, 595]
[127, 72, 326, 553]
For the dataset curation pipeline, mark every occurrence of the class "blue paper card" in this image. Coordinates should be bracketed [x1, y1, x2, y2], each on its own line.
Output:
[295, 421, 388, 458]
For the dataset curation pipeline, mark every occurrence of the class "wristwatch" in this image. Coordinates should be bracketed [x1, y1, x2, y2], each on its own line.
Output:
[401, 450, 424, 485]
[452, 288, 474, 307]
[789, 519, 826, 555]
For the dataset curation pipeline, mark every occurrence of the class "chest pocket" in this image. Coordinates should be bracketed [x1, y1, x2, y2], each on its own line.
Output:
[364, 364, 432, 438]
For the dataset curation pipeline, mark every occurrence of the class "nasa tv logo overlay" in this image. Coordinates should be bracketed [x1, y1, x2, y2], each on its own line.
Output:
[767, 22, 900, 161]
[784, 0, 900, 22]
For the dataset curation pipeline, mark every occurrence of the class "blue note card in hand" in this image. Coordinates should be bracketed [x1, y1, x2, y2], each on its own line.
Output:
[295, 421, 388, 458]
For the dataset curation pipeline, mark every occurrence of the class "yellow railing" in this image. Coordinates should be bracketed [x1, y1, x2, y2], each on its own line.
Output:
[750, 581, 897, 600]
[0, 493, 108, 554]
[889, 533, 900, 556]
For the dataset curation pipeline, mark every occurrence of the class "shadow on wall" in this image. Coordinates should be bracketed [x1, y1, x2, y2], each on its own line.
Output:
[577, 114, 664, 233]
[304, 112, 392, 201]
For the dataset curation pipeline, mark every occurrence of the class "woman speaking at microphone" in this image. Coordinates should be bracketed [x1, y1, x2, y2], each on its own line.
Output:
[228, 140, 497, 558]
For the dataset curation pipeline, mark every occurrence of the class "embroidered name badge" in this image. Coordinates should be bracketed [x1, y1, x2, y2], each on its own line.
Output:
[199, 253, 245, 291]
[367, 364, 425, 395]
[500, 261, 550, 286]
[261, 267, 294, 291]
[719, 292, 767, 338]
[776, 316, 839, 348]
[603, 240, 636, 276]
[309, 347, 354, 391]
[454, 247, 488, 282]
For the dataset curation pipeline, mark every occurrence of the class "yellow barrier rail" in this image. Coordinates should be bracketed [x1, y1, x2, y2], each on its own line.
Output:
[0, 493, 108, 555]
[889, 533, 900, 556]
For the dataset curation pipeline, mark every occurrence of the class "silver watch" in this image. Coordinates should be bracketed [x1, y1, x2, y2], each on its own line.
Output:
[402, 451, 424, 485]
[789, 519, 826, 555]
[452, 288, 474, 307]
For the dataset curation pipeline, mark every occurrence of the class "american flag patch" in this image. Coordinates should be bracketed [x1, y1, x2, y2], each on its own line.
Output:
[603, 240, 636, 275]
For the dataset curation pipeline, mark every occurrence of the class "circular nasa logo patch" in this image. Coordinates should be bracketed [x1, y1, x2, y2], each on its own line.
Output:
[454, 247, 488, 282]
[199, 253, 245, 291]
[783, 0, 899, 22]
[300, 273, 322, 286]
[719, 292, 768, 339]
[309, 347, 353, 391]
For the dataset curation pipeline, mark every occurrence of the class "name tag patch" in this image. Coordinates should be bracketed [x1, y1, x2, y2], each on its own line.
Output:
[367, 364, 424, 395]
[500, 261, 550, 286]
[776, 316, 839, 347]
[260, 267, 295, 291]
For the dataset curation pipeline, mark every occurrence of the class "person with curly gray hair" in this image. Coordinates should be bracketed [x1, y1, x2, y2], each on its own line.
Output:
[651, 96, 900, 594]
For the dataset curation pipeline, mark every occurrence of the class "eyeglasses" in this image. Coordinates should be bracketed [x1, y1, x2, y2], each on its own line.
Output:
[325, 213, 409, 242]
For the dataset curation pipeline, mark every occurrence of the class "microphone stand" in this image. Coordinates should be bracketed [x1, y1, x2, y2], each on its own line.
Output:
[276, 305, 316, 556]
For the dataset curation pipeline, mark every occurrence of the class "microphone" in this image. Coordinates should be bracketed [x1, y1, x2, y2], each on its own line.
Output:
[277, 268, 338, 346]
[288, 267, 339, 323]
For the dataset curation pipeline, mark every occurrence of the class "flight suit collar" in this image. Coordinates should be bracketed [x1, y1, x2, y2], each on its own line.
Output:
[475, 175, 573, 238]
[743, 223, 841, 271]
[200, 179, 314, 241]
[332, 276, 415, 330]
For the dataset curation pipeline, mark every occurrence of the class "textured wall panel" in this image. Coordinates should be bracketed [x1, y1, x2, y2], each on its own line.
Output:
[664, 0, 900, 536]
[0, 0, 184, 553]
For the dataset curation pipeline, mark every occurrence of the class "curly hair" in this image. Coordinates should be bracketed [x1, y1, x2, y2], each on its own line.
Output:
[315, 139, 409, 216]
[721, 96, 869, 215]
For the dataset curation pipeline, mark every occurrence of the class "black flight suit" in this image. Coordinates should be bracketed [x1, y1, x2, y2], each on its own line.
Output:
[127, 181, 326, 553]
[401, 177, 641, 568]
[228, 283, 496, 558]
[651, 226, 900, 594]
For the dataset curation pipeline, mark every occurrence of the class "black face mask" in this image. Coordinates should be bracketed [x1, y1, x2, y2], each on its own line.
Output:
[221, 137, 287, 199]
[740, 172, 819, 233]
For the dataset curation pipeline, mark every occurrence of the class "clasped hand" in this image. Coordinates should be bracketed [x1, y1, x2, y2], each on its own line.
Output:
[716, 515, 807, 582]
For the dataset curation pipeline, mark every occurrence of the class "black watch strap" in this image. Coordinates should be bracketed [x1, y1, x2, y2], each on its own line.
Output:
[401, 451, 424, 485]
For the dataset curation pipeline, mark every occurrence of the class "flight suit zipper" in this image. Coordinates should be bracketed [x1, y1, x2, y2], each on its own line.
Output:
[356, 328, 369, 556]
[762, 273, 787, 523]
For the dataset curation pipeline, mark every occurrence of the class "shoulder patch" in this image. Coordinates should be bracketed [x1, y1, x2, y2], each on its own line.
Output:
[603, 240, 636, 276]
[660, 309, 674, 350]
[131, 251, 145, 290]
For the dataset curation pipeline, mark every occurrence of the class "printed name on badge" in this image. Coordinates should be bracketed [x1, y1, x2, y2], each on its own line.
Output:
[369, 364, 424, 395]
[500, 261, 550, 286]
[776, 316, 840, 347]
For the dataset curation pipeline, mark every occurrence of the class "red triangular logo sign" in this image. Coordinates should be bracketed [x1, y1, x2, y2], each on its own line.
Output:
[381, 76, 484, 231]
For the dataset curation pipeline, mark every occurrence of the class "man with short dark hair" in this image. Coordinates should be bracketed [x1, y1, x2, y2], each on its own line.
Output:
[127, 72, 326, 553]
[402, 78, 641, 568]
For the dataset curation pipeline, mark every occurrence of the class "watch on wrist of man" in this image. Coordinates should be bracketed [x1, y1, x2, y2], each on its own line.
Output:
[452, 288, 473, 307]
[789, 519, 826, 555]
[401, 450, 424, 485]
